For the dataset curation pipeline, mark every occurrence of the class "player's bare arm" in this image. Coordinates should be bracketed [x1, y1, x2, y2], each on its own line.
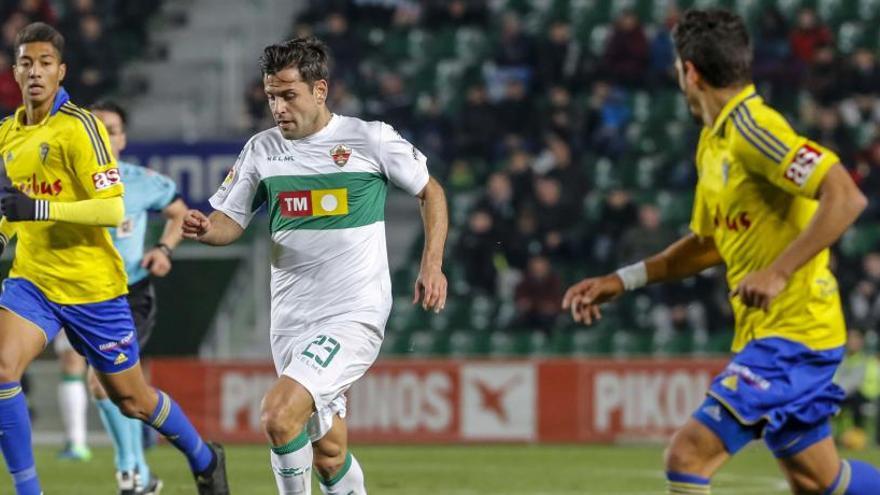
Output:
[563, 233, 723, 325]
[413, 176, 448, 313]
[182, 209, 244, 246]
[142, 198, 187, 277]
[731, 164, 867, 310]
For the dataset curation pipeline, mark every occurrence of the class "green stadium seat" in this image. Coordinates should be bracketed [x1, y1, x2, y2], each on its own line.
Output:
[489, 330, 516, 356]
[840, 223, 880, 257]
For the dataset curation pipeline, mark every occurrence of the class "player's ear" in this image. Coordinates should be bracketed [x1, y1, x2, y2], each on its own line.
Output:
[683, 60, 701, 88]
[58, 62, 66, 82]
[313, 79, 328, 105]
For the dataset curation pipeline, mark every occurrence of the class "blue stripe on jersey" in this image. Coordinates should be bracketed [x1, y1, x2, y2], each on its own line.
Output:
[733, 107, 787, 158]
[731, 109, 785, 162]
[739, 104, 790, 156]
[59, 104, 112, 165]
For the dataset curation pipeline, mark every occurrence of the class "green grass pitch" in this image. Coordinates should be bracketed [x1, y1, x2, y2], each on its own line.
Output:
[2, 444, 879, 494]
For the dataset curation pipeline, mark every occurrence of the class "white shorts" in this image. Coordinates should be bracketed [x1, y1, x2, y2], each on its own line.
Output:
[271, 321, 383, 442]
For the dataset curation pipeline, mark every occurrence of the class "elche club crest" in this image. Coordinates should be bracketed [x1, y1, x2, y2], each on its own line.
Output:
[330, 144, 351, 167]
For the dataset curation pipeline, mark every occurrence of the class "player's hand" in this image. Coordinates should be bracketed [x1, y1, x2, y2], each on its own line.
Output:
[142, 248, 171, 277]
[730, 267, 788, 311]
[1, 186, 43, 221]
[413, 264, 447, 313]
[562, 274, 625, 325]
[182, 209, 211, 240]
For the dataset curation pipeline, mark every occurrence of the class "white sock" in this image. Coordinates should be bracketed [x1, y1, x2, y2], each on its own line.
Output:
[318, 452, 365, 495]
[271, 430, 313, 494]
[59, 378, 88, 447]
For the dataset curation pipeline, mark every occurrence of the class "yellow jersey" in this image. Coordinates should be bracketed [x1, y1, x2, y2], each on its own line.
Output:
[0, 88, 127, 304]
[690, 84, 845, 352]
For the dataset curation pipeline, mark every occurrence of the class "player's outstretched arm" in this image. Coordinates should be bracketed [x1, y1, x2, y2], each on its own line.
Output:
[563, 233, 723, 325]
[142, 198, 188, 277]
[732, 164, 866, 310]
[1, 187, 124, 226]
[413, 176, 448, 313]
[182, 209, 244, 246]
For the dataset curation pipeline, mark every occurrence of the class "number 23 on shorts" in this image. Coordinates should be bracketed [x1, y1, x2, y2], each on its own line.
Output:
[300, 335, 341, 368]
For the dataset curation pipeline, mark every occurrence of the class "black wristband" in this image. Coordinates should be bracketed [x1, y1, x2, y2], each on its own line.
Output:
[155, 243, 173, 259]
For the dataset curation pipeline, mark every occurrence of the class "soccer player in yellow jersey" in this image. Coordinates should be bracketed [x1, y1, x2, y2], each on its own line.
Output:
[563, 9, 880, 495]
[0, 23, 228, 495]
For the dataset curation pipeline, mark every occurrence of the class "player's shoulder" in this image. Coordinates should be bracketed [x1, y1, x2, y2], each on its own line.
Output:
[727, 93, 798, 161]
[246, 126, 286, 153]
[53, 102, 105, 139]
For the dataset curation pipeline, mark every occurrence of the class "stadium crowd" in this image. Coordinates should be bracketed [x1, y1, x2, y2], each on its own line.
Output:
[241, 0, 880, 355]
[0, 0, 158, 113]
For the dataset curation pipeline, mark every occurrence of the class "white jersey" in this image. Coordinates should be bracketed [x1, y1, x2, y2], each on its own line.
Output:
[209, 114, 429, 335]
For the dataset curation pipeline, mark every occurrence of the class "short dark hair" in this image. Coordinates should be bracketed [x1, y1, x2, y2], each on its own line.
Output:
[90, 99, 128, 128]
[259, 37, 331, 86]
[14, 22, 64, 59]
[672, 9, 752, 88]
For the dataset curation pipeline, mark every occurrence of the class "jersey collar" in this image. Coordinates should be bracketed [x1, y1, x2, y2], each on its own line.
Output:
[710, 84, 757, 136]
[13, 86, 71, 127]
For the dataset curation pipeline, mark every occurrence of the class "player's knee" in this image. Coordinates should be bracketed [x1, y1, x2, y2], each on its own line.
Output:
[261, 402, 304, 445]
[0, 355, 24, 382]
[664, 439, 701, 473]
[784, 470, 828, 495]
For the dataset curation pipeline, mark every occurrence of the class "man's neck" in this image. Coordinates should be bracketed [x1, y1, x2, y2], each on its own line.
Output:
[701, 84, 748, 128]
[23, 94, 55, 125]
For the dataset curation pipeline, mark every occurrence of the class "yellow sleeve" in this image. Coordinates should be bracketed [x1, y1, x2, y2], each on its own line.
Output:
[729, 103, 839, 198]
[64, 109, 124, 199]
[48, 196, 124, 227]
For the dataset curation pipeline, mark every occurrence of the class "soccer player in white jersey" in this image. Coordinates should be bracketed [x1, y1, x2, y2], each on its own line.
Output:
[183, 37, 448, 494]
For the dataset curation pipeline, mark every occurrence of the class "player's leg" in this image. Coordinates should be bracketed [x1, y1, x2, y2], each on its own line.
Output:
[55, 332, 91, 461]
[665, 395, 761, 494]
[772, 424, 880, 494]
[313, 413, 366, 495]
[0, 279, 67, 495]
[262, 375, 316, 494]
[90, 368, 138, 494]
[267, 326, 381, 495]
[62, 296, 228, 494]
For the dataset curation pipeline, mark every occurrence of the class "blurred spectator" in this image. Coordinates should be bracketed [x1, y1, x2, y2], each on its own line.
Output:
[808, 106, 857, 166]
[66, 14, 118, 104]
[835, 329, 880, 445]
[540, 86, 577, 142]
[805, 44, 845, 105]
[504, 147, 536, 206]
[16, 0, 56, 25]
[846, 48, 880, 98]
[414, 95, 453, 165]
[365, 72, 414, 132]
[532, 176, 578, 259]
[327, 79, 363, 118]
[475, 172, 516, 241]
[503, 207, 544, 270]
[536, 20, 582, 90]
[454, 84, 497, 158]
[602, 10, 648, 88]
[495, 79, 535, 137]
[752, 7, 795, 94]
[618, 204, 676, 264]
[592, 189, 638, 265]
[789, 7, 833, 64]
[0, 51, 21, 115]
[648, 5, 679, 87]
[493, 11, 534, 70]
[456, 209, 499, 296]
[513, 254, 562, 331]
[584, 80, 631, 158]
[849, 253, 880, 330]
[542, 133, 589, 200]
[244, 79, 272, 132]
[320, 12, 359, 84]
[1, 12, 29, 54]
[423, 0, 488, 27]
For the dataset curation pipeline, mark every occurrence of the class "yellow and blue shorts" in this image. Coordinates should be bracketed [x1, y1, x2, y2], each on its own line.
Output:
[0, 278, 139, 374]
[693, 337, 845, 458]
